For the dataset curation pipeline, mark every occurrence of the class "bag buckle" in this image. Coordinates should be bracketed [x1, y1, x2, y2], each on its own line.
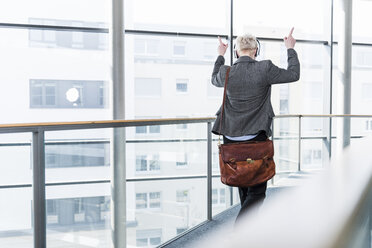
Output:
[246, 158, 254, 164]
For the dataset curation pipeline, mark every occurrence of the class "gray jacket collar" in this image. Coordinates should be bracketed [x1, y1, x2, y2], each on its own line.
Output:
[234, 56, 257, 65]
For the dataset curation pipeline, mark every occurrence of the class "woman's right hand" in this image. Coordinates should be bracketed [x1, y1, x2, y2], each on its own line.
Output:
[284, 27, 296, 49]
[218, 36, 228, 56]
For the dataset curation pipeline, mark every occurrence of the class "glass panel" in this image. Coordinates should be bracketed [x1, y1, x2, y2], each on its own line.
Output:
[0, 1, 109, 27]
[212, 178, 232, 216]
[0, 133, 32, 247]
[46, 184, 111, 248]
[0, 28, 110, 123]
[125, 34, 231, 121]
[125, 0, 228, 34]
[272, 117, 300, 184]
[127, 179, 207, 247]
[353, 0, 372, 43]
[351, 45, 372, 115]
[234, 0, 330, 40]
[45, 129, 111, 182]
[126, 123, 207, 178]
[45, 129, 112, 247]
[301, 139, 324, 170]
[253, 41, 330, 115]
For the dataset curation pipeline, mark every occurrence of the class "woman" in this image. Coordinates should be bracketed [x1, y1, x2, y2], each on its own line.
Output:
[211, 28, 300, 222]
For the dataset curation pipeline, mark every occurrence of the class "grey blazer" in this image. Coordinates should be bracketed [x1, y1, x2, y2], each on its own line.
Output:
[211, 48, 300, 137]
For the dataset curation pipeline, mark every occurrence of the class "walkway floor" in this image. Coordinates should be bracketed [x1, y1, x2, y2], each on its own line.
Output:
[163, 171, 319, 248]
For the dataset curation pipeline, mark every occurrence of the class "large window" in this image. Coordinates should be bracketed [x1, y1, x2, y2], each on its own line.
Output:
[2, 1, 372, 248]
[234, 0, 330, 40]
[124, 0, 229, 34]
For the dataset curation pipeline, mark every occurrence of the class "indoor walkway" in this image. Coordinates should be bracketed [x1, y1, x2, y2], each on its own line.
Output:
[162, 171, 318, 248]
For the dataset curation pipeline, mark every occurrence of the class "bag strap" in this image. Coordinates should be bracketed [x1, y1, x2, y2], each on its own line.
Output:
[218, 67, 231, 145]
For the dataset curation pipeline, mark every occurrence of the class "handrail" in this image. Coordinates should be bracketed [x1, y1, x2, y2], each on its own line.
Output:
[0, 117, 216, 133]
[198, 137, 372, 248]
[1, 114, 372, 133]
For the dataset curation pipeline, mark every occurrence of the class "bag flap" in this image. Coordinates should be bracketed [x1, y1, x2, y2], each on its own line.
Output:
[219, 139, 274, 162]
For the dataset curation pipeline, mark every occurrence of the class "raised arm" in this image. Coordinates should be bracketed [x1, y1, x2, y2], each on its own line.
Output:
[211, 37, 229, 87]
[266, 28, 300, 85]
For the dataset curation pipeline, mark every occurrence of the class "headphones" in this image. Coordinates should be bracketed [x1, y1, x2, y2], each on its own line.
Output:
[234, 38, 261, 59]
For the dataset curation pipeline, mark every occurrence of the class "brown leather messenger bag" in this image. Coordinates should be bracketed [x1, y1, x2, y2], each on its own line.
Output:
[218, 67, 276, 187]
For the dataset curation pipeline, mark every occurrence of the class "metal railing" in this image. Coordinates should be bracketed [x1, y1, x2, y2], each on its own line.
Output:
[0, 115, 372, 247]
[272, 114, 372, 172]
[0, 117, 216, 248]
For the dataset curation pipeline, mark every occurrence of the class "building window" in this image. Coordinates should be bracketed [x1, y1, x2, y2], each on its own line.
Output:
[30, 82, 56, 107]
[149, 125, 160, 133]
[45, 142, 109, 168]
[29, 18, 106, 50]
[149, 192, 161, 208]
[136, 193, 147, 209]
[136, 229, 162, 247]
[136, 155, 147, 172]
[303, 149, 322, 164]
[212, 188, 226, 205]
[176, 79, 188, 93]
[135, 125, 160, 134]
[136, 192, 161, 209]
[46, 196, 109, 226]
[136, 126, 147, 134]
[176, 153, 188, 167]
[176, 190, 189, 203]
[134, 39, 159, 55]
[136, 154, 160, 172]
[173, 41, 186, 56]
[30, 80, 106, 108]
[135, 78, 162, 97]
[135, 117, 161, 134]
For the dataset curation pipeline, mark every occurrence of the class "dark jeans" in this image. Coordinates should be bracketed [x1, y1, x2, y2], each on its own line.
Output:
[223, 131, 268, 223]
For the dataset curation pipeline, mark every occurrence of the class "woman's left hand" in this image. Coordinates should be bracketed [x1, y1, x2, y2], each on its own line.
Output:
[218, 36, 228, 56]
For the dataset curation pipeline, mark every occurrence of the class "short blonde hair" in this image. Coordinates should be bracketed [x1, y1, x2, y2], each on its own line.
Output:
[236, 34, 258, 53]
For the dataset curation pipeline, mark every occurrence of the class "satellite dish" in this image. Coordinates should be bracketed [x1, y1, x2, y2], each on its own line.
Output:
[66, 88, 80, 103]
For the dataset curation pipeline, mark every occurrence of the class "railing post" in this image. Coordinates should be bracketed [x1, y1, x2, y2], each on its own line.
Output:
[298, 116, 302, 172]
[207, 122, 212, 221]
[32, 130, 46, 248]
